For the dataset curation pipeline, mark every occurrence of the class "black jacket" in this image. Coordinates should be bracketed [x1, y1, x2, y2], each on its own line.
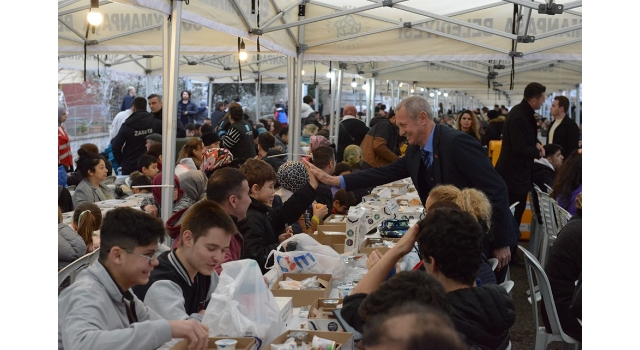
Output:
[220, 120, 256, 161]
[484, 116, 505, 147]
[337, 118, 369, 163]
[263, 148, 287, 175]
[210, 109, 226, 128]
[152, 109, 187, 138]
[547, 116, 580, 158]
[495, 99, 541, 196]
[237, 183, 317, 274]
[111, 110, 155, 175]
[447, 285, 516, 350]
[344, 124, 518, 251]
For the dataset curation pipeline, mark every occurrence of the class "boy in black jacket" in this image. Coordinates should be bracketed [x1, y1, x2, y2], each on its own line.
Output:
[237, 159, 319, 273]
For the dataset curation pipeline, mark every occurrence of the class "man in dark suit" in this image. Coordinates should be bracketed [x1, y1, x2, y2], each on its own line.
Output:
[547, 95, 580, 159]
[495, 82, 546, 228]
[304, 96, 518, 275]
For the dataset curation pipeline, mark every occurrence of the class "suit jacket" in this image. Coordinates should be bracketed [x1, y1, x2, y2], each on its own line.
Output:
[547, 116, 580, 159]
[344, 125, 518, 251]
[495, 99, 540, 196]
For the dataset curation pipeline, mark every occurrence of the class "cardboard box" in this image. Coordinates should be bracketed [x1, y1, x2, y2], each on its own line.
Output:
[359, 237, 401, 256]
[170, 337, 258, 350]
[356, 201, 399, 234]
[270, 273, 332, 307]
[314, 224, 347, 253]
[379, 182, 410, 195]
[394, 206, 425, 221]
[267, 330, 354, 350]
[308, 298, 344, 332]
[275, 296, 293, 327]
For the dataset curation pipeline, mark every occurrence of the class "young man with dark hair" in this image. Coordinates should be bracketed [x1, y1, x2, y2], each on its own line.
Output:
[147, 93, 186, 138]
[531, 143, 564, 219]
[237, 159, 319, 273]
[548, 95, 580, 158]
[206, 167, 252, 274]
[332, 188, 356, 215]
[496, 82, 547, 229]
[132, 200, 236, 322]
[58, 207, 209, 350]
[345, 207, 515, 350]
[275, 126, 289, 154]
[111, 97, 156, 175]
[360, 303, 467, 350]
[311, 146, 336, 216]
[219, 105, 256, 160]
[258, 132, 286, 174]
[137, 154, 159, 180]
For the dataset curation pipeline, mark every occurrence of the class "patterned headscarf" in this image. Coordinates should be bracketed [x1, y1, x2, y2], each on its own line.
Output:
[277, 161, 309, 193]
[310, 135, 330, 152]
[201, 148, 234, 175]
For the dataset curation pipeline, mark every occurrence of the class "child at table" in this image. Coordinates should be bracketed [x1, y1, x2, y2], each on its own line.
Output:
[132, 200, 236, 321]
[137, 154, 159, 180]
[58, 207, 210, 349]
[236, 159, 319, 274]
[129, 171, 152, 194]
[72, 202, 103, 253]
[332, 189, 357, 215]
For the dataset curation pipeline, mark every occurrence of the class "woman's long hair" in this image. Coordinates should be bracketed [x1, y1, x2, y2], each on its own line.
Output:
[73, 202, 102, 251]
[178, 137, 203, 168]
[455, 110, 481, 142]
[552, 149, 582, 201]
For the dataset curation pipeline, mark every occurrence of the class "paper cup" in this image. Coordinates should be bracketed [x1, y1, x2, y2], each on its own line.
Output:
[311, 335, 336, 350]
[214, 339, 238, 350]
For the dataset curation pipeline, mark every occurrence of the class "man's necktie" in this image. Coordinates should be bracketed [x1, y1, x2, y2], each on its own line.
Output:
[421, 149, 432, 171]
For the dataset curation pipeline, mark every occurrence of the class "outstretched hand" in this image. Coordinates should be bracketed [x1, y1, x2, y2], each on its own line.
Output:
[302, 159, 320, 189]
[394, 223, 420, 255]
[301, 158, 340, 187]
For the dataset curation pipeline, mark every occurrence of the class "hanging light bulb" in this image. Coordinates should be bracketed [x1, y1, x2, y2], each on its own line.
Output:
[362, 82, 368, 90]
[301, 70, 305, 76]
[398, 82, 404, 88]
[443, 92, 448, 97]
[410, 88, 415, 94]
[429, 92, 434, 97]
[437, 90, 441, 96]
[420, 87, 424, 92]
[351, 78, 357, 88]
[87, 0, 103, 26]
[238, 39, 248, 61]
[326, 71, 334, 79]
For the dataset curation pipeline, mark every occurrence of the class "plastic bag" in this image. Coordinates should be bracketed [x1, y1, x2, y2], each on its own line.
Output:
[201, 259, 285, 346]
[266, 233, 346, 281]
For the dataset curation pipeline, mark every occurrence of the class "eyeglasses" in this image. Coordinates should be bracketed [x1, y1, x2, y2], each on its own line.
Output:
[125, 249, 160, 265]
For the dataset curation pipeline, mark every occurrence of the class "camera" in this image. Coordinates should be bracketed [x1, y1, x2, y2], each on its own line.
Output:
[538, 3, 564, 15]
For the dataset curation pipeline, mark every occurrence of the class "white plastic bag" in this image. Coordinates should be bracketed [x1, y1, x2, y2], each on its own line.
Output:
[265, 233, 346, 281]
[201, 259, 285, 346]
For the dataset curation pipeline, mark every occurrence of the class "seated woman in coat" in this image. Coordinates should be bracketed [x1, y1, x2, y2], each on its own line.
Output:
[72, 149, 116, 208]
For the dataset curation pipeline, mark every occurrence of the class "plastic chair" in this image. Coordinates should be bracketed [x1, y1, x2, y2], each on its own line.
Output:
[518, 246, 581, 350]
[58, 248, 100, 294]
[509, 202, 519, 216]
[500, 280, 514, 294]
[554, 205, 572, 231]
[488, 258, 499, 271]
[534, 187, 560, 268]
[101, 175, 117, 186]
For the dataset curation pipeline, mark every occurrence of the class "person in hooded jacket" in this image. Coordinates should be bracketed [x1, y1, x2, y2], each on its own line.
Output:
[484, 110, 505, 147]
[111, 97, 156, 175]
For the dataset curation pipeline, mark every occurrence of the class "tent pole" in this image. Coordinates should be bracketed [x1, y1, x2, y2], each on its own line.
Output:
[295, 54, 304, 156]
[315, 82, 320, 113]
[575, 84, 581, 125]
[287, 56, 296, 160]
[145, 57, 152, 111]
[333, 67, 344, 145]
[328, 65, 337, 144]
[255, 79, 261, 119]
[365, 78, 371, 126]
[160, 0, 182, 231]
[208, 78, 214, 121]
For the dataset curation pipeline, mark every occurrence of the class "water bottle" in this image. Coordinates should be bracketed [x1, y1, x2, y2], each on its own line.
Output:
[117, 167, 122, 176]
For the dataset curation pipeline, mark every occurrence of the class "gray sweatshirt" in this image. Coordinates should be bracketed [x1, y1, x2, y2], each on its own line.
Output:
[58, 262, 172, 349]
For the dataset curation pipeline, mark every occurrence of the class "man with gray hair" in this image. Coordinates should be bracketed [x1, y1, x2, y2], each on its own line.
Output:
[304, 96, 518, 280]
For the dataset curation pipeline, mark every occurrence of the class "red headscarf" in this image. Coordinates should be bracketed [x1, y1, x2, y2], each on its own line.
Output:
[152, 173, 184, 204]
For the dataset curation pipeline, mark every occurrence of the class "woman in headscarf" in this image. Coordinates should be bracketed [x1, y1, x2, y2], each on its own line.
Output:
[309, 135, 331, 154]
[58, 107, 74, 172]
[201, 147, 234, 178]
[343, 144, 364, 170]
[177, 170, 208, 202]
[140, 173, 195, 217]
[275, 161, 327, 233]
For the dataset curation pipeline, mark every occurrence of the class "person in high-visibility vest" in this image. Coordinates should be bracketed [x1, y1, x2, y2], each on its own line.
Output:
[58, 106, 73, 172]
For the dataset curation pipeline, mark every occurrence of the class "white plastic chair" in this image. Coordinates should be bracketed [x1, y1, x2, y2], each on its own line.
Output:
[488, 258, 499, 271]
[534, 188, 560, 268]
[101, 175, 117, 186]
[518, 246, 581, 350]
[509, 202, 519, 216]
[58, 248, 100, 294]
[499, 280, 514, 294]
